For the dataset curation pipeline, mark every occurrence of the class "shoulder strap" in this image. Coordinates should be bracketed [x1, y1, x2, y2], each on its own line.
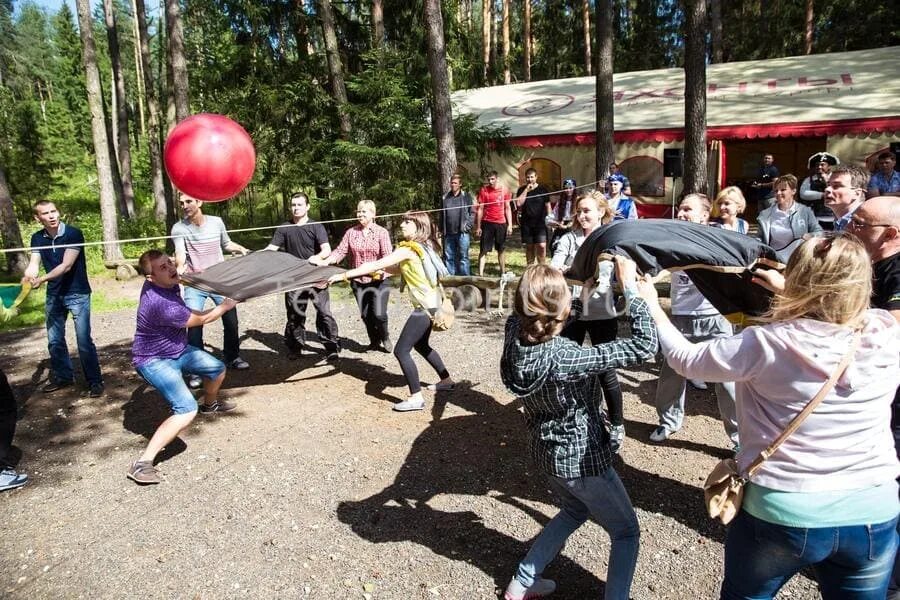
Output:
[745, 329, 862, 478]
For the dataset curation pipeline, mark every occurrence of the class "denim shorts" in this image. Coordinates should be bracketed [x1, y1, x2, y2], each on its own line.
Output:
[136, 346, 225, 415]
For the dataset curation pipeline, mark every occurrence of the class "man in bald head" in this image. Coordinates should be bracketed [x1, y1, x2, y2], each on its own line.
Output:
[849, 196, 900, 600]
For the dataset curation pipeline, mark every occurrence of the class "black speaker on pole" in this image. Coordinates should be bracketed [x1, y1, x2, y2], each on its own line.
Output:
[663, 148, 683, 178]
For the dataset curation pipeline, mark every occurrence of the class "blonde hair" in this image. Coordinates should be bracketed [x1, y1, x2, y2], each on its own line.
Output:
[514, 264, 571, 344]
[575, 191, 613, 225]
[774, 174, 798, 191]
[768, 233, 871, 326]
[715, 186, 746, 214]
[357, 200, 376, 214]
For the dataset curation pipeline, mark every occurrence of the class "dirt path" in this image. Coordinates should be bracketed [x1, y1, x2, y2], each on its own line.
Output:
[0, 285, 817, 599]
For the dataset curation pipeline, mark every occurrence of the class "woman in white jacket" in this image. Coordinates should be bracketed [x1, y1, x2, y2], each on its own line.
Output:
[638, 233, 899, 599]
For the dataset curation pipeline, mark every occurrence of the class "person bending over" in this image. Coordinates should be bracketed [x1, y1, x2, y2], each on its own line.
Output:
[127, 250, 240, 485]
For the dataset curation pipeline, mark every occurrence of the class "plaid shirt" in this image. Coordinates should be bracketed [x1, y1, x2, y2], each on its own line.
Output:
[330, 223, 393, 284]
[501, 297, 657, 478]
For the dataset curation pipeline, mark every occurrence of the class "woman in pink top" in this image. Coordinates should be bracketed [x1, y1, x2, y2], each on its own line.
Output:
[638, 234, 899, 599]
[312, 200, 393, 351]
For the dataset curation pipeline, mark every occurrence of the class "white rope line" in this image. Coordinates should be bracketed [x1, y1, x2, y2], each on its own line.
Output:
[0, 178, 612, 255]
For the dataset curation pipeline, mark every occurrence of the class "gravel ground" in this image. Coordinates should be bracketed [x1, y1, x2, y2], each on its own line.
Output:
[0, 276, 819, 599]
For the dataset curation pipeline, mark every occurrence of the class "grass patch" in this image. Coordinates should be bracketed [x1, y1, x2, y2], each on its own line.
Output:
[0, 280, 137, 333]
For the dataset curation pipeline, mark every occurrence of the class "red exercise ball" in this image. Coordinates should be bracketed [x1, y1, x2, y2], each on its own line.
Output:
[164, 113, 256, 202]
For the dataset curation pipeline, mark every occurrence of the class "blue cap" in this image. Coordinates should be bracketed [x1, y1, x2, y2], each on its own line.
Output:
[608, 173, 626, 184]
[563, 178, 576, 187]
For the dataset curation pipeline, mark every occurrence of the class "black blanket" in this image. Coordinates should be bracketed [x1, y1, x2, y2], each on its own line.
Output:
[180, 251, 345, 301]
[567, 220, 782, 316]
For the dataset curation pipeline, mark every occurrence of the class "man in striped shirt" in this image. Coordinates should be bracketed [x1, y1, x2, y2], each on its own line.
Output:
[172, 194, 251, 382]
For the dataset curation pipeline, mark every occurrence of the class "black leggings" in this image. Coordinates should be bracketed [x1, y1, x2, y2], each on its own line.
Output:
[351, 280, 390, 346]
[394, 309, 450, 394]
[561, 318, 624, 426]
[0, 369, 17, 468]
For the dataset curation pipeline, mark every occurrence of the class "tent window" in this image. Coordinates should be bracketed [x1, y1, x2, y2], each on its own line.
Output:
[621, 156, 664, 197]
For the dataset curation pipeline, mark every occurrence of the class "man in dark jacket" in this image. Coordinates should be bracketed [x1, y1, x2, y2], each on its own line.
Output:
[441, 174, 474, 276]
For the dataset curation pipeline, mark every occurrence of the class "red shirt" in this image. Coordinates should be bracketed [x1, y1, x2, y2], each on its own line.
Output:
[330, 223, 393, 284]
[477, 185, 511, 224]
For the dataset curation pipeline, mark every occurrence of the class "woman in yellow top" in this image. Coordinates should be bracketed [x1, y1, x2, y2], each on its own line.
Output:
[328, 211, 454, 412]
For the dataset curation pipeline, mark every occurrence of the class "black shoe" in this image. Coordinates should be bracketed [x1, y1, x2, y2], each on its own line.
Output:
[382, 337, 393, 353]
[88, 383, 105, 398]
[41, 379, 74, 393]
[325, 352, 340, 363]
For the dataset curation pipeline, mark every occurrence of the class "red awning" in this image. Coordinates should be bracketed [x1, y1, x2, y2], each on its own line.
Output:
[506, 116, 900, 147]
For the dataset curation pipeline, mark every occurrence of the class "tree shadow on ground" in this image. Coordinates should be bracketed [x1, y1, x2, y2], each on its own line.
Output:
[337, 382, 725, 598]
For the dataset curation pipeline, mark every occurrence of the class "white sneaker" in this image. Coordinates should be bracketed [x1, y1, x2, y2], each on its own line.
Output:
[392, 397, 425, 412]
[688, 378, 708, 390]
[649, 426, 674, 442]
[504, 576, 556, 600]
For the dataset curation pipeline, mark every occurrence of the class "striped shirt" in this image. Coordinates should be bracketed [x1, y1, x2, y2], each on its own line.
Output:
[501, 297, 657, 478]
[330, 223, 393, 284]
[171, 216, 230, 274]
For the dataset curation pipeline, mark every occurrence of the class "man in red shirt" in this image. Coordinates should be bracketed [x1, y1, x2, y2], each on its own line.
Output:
[475, 171, 513, 277]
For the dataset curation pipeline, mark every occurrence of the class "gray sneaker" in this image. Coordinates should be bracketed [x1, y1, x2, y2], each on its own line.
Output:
[199, 399, 237, 414]
[127, 461, 161, 485]
[392, 397, 425, 412]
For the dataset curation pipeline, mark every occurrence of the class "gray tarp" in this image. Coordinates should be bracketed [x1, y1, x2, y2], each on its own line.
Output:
[180, 251, 345, 301]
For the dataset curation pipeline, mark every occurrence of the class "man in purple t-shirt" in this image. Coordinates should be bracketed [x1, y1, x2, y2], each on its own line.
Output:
[127, 249, 240, 485]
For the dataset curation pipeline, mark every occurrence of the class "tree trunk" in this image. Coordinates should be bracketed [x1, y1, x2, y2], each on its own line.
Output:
[166, 0, 190, 123]
[130, 0, 146, 137]
[501, 0, 510, 84]
[135, 0, 168, 222]
[805, 0, 813, 55]
[75, 0, 123, 262]
[372, 0, 384, 48]
[482, 0, 490, 83]
[683, 0, 708, 195]
[292, 0, 310, 60]
[317, 0, 351, 138]
[710, 0, 723, 63]
[103, 0, 136, 218]
[595, 0, 614, 183]
[523, 0, 531, 81]
[582, 0, 591, 75]
[423, 0, 457, 198]
[0, 164, 28, 276]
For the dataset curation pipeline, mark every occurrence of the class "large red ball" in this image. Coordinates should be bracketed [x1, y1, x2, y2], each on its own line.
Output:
[163, 114, 256, 202]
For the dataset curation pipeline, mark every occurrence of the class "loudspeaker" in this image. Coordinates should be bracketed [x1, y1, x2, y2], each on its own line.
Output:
[663, 148, 683, 178]
[890, 142, 900, 156]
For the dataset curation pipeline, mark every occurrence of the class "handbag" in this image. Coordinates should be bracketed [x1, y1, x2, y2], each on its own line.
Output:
[430, 286, 455, 331]
[703, 330, 861, 525]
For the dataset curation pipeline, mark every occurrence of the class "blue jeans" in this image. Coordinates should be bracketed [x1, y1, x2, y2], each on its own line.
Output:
[182, 286, 240, 363]
[136, 346, 225, 414]
[721, 510, 899, 600]
[515, 468, 640, 600]
[45, 293, 102, 385]
[443, 233, 470, 276]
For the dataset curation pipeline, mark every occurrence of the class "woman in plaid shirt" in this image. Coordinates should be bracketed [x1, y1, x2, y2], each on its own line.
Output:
[500, 259, 657, 600]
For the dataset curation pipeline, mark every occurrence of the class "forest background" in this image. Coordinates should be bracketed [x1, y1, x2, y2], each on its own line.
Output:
[0, 0, 897, 277]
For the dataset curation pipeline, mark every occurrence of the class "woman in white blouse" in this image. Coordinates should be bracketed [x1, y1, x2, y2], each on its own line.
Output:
[638, 233, 899, 599]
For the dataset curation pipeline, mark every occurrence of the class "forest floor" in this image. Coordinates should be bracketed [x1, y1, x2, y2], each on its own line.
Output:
[0, 274, 819, 600]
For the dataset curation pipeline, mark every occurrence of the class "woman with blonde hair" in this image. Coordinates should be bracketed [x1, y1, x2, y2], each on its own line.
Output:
[500, 258, 656, 600]
[328, 211, 453, 412]
[638, 233, 900, 599]
[714, 186, 749, 234]
[313, 200, 393, 352]
[551, 192, 629, 452]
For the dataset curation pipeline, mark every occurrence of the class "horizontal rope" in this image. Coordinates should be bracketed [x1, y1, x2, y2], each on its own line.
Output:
[1, 178, 611, 254]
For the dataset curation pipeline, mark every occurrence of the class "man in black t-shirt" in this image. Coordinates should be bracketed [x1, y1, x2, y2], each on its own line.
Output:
[514, 168, 552, 265]
[265, 192, 340, 361]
